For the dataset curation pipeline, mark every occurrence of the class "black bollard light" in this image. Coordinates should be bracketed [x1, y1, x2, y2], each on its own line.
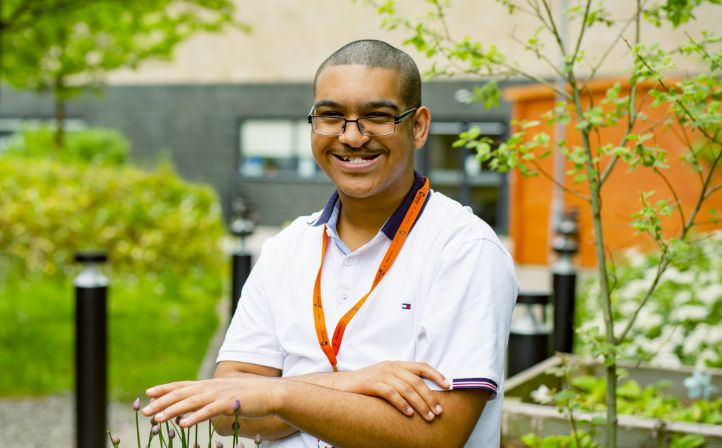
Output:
[507, 291, 552, 377]
[551, 209, 579, 354]
[74, 250, 108, 448]
[231, 242, 252, 318]
[229, 189, 256, 319]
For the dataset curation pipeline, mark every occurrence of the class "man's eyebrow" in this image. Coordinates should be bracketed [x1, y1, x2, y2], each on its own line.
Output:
[312, 100, 401, 112]
[363, 100, 400, 112]
[313, 100, 343, 110]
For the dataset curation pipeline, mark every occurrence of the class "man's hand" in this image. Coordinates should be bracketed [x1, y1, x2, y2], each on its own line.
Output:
[296, 361, 449, 421]
[142, 377, 281, 427]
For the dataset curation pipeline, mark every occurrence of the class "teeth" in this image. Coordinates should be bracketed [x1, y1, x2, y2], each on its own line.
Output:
[339, 155, 376, 164]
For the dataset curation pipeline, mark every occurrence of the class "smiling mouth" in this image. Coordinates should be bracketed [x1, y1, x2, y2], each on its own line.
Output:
[333, 154, 381, 164]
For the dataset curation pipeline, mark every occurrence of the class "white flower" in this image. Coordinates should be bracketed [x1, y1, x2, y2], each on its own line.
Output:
[530, 384, 554, 405]
[697, 283, 722, 306]
[624, 248, 647, 268]
[675, 290, 692, 304]
[618, 299, 639, 315]
[635, 307, 663, 331]
[662, 267, 695, 285]
[655, 352, 682, 368]
[619, 279, 652, 300]
[683, 324, 709, 355]
[676, 305, 708, 321]
[695, 349, 721, 370]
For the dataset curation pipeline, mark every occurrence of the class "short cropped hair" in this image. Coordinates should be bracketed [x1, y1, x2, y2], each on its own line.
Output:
[314, 40, 421, 109]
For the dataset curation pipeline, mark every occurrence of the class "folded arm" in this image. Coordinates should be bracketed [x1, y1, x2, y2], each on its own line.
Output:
[144, 372, 488, 448]
[207, 360, 452, 440]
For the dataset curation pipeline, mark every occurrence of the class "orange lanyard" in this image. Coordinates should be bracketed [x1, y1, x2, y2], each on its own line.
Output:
[313, 178, 430, 371]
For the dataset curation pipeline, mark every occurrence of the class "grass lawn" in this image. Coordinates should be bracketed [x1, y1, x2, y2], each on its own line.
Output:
[0, 267, 223, 401]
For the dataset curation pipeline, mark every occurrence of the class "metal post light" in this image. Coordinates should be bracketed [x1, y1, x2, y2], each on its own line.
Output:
[229, 189, 256, 320]
[74, 250, 108, 448]
[507, 291, 552, 377]
[551, 209, 579, 354]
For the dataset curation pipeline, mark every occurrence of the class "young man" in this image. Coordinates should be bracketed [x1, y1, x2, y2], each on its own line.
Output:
[143, 40, 517, 447]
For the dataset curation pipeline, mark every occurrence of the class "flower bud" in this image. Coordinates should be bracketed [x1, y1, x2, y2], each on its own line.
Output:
[168, 427, 176, 439]
[216, 442, 224, 448]
[175, 415, 182, 425]
[254, 434, 263, 445]
[232, 399, 241, 413]
[151, 424, 160, 436]
[111, 435, 120, 445]
[235, 442, 245, 448]
[133, 397, 141, 411]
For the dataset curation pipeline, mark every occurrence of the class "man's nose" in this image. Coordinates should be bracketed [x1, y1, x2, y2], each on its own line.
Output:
[338, 120, 370, 148]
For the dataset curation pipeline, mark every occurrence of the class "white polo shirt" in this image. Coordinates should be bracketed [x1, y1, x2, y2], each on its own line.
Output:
[218, 174, 518, 447]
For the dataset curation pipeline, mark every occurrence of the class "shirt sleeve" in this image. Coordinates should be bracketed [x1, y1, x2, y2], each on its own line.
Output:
[217, 240, 284, 370]
[415, 238, 518, 399]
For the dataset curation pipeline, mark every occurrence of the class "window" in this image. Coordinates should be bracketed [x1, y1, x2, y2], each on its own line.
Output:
[419, 121, 508, 232]
[239, 119, 319, 178]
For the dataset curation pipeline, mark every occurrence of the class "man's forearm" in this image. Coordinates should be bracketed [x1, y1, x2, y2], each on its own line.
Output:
[213, 371, 340, 439]
[272, 379, 484, 448]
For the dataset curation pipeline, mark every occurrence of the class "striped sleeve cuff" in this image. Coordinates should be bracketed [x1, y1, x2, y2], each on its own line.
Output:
[451, 377, 498, 399]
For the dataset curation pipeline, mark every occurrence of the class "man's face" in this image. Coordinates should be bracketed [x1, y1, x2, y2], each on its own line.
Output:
[311, 64, 429, 201]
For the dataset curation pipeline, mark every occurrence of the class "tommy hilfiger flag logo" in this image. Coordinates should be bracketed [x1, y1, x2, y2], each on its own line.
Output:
[401, 303, 411, 310]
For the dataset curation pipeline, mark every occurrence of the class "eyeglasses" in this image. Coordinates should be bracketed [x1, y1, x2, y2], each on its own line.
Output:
[307, 107, 418, 136]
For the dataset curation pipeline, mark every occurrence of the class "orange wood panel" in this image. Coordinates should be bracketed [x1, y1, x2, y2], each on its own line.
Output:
[505, 79, 722, 266]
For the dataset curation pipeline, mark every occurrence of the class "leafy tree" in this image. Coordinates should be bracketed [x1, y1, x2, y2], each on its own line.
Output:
[0, 0, 93, 32]
[1, 0, 246, 147]
[362, 0, 722, 446]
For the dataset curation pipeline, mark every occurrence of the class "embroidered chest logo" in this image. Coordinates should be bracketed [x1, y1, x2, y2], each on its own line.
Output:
[401, 303, 412, 310]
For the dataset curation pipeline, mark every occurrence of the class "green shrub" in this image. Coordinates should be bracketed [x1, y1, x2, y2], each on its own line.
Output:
[0, 156, 225, 278]
[1, 126, 129, 166]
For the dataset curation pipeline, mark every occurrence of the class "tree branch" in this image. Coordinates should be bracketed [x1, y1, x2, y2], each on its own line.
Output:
[570, 0, 593, 66]
[703, 182, 722, 200]
[653, 167, 686, 229]
[540, 0, 568, 58]
[600, 0, 643, 186]
[531, 159, 592, 202]
[510, 33, 567, 79]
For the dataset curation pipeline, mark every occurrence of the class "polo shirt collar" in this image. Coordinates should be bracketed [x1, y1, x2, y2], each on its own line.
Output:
[310, 171, 429, 240]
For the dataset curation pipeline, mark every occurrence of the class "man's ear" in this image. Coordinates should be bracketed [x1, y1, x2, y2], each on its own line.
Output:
[413, 106, 431, 150]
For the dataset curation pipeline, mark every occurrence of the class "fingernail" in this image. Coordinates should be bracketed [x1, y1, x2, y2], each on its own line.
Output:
[406, 407, 413, 415]
[147, 387, 156, 394]
[426, 411, 435, 420]
[156, 412, 166, 421]
[435, 404, 443, 414]
[142, 406, 151, 414]
[180, 418, 189, 427]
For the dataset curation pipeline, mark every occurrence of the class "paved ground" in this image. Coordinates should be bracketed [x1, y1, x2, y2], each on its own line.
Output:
[0, 227, 559, 447]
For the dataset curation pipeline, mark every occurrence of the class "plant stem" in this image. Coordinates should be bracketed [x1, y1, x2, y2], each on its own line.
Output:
[233, 413, 239, 447]
[135, 410, 142, 448]
[167, 422, 174, 448]
[207, 420, 212, 448]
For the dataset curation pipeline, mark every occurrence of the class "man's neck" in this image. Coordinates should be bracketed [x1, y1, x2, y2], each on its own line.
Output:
[336, 176, 415, 252]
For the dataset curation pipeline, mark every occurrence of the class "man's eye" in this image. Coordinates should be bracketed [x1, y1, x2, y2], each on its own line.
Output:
[364, 114, 393, 122]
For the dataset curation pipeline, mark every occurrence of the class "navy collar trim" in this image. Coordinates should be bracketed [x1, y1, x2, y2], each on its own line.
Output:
[311, 171, 430, 240]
